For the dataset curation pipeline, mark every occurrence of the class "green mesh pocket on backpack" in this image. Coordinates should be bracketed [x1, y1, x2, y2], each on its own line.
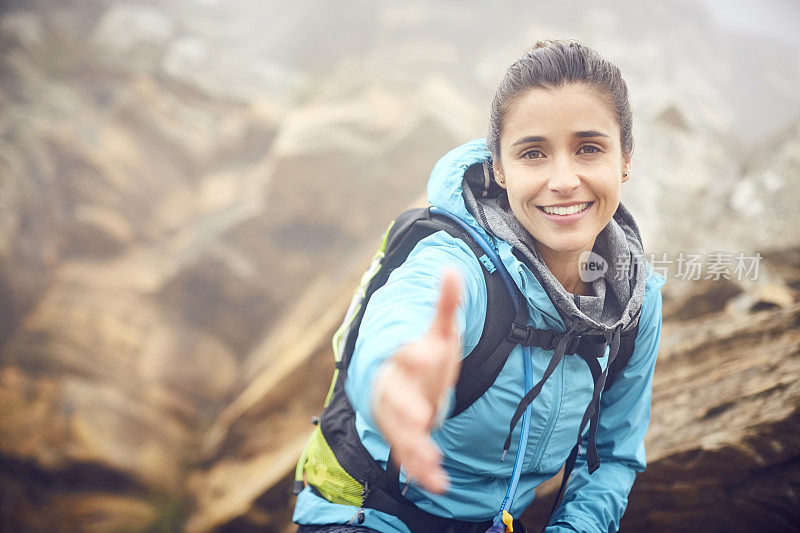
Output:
[303, 426, 364, 506]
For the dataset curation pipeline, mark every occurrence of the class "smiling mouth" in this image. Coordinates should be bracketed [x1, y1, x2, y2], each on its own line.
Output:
[536, 202, 594, 216]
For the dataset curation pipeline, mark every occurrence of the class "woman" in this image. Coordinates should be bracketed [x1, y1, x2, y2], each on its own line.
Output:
[293, 39, 665, 532]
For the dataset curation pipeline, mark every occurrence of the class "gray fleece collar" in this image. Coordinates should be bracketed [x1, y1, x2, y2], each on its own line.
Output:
[461, 161, 647, 335]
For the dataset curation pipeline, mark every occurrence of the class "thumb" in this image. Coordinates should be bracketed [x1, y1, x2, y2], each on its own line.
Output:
[429, 268, 462, 341]
[426, 269, 463, 411]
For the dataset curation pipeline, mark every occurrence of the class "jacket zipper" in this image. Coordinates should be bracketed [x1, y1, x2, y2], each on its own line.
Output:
[528, 356, 564, 471]
[514, 270, 566, 474]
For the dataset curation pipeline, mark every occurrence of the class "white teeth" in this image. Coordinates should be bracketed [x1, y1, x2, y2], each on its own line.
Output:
[542, 202, 590, 215]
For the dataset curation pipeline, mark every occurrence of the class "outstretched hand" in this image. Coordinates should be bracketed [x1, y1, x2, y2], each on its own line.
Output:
[372, 268, 463, 494]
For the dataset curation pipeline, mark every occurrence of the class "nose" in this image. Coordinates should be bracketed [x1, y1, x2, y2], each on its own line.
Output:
[547, 156, 581, 196]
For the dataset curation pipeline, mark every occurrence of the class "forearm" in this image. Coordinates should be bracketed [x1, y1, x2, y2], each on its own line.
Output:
[546, 455, 638, 532]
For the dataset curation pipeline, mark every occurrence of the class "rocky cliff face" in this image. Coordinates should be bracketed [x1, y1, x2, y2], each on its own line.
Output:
[1, 1, 799, 531]
[522, 295, 800, 532]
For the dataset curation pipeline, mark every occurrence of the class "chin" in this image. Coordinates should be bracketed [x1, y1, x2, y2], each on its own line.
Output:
[538, 234, 594, 254]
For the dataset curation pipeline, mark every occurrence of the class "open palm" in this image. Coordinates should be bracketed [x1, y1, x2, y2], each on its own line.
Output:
[372, 269, 463, 494]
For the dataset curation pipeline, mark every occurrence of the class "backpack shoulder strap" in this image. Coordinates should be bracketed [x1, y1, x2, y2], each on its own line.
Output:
[350, 207, 525, 419]
[603, 317, 640, 392]
[450, 257, 526, 417]
[421, 211, 525, 418]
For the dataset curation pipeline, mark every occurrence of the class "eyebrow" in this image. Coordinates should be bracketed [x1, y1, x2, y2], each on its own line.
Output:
[511, 130, 611, 146]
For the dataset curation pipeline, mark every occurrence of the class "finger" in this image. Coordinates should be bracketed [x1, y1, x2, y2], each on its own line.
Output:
[389, 383, 434, 431]
[379, 376, 450, 494]
[429, 268, 462, 341]
[394, 342, 435, 380]
[425, 270, 462, 403]
[377, 370, 435, 440]
[389, 422, 448, 494]
[435, 325, 462, 387]
[419, 336, 461, 418]
[394, 338, 453, 413]
[383, 405, 437, 482]
[430, 270, 464, 406]
[400, 437, 449, 494]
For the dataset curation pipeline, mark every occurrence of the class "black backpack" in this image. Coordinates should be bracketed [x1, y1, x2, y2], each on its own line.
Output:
[293, 207, 640, 533]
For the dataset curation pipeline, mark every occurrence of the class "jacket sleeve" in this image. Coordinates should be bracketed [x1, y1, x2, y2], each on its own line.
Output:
[344, 231, 488, 431]
[546, 276, 665, 533]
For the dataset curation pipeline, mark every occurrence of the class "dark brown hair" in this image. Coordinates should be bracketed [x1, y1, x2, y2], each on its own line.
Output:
[488, 39, 634, 162]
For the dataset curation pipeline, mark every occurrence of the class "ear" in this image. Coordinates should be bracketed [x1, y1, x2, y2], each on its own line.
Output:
[491, 158, 507, 189]
[621, 156, 632, 183]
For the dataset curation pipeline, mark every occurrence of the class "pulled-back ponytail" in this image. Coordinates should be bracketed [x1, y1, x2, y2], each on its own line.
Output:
[487, 39, 634, 161]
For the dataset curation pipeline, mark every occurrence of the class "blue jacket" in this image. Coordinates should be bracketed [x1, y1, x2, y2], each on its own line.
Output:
[293, 139, 665, 532]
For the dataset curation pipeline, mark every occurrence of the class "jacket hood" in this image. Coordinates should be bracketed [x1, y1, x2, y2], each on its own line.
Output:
[427, 138, 491, 232]
[427, 139, 648, 335]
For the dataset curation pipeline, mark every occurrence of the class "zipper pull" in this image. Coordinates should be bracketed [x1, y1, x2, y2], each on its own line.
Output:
[347, 509, 365, 525]
[347, 480, 369, 525]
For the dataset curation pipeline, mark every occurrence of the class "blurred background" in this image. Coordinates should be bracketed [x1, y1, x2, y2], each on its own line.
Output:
[1, 0, 799, 531]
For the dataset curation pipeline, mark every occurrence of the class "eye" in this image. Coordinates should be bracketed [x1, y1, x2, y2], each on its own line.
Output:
[521, 149, 544, 159]
[578, 145, 602, 155]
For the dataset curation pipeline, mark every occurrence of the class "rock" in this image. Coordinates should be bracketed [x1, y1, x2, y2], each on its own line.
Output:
[725, 282, 797, 314]
[138, 321, 239, 406]
[63, 204, 136, 258]
[761, 246, 800, 292]
[156, 252, 273, 357]
[90, 4, 175, 73]
[161, 36, 209, 83]
[0, 458, 162, 532]
[0, 274, 239, 486]
[159, 31, 307, 104]
[49, 493, 159, 533]
[523, 303, 800, 531]
[654, 104, 691, 131]
[622, 304, 800, 532]
[711, 119, 800, 252]
[2, 2, 800, 531]
[0, 105, 68, 344]
[0, 10, 44, 53]
[661, 278, 744, 321]
[627, 96, 740, 255]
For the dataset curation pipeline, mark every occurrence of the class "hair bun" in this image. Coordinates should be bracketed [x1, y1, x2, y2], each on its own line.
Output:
[532, 39, 579, 52]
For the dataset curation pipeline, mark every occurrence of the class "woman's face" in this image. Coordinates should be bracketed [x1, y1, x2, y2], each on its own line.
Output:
[494, 83, 630, 255]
